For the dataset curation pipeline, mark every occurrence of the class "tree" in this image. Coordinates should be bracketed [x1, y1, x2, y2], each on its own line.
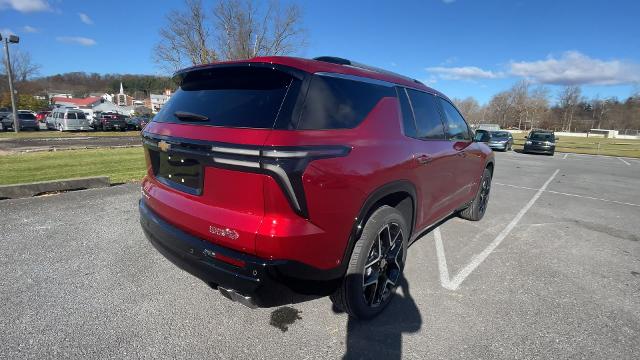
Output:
[154, 0, 307, 73]
[1, 48, 41, 94]
[453, 97, 482, 125]
[558, 85, 582, 131]
[486, 91, 513, 128]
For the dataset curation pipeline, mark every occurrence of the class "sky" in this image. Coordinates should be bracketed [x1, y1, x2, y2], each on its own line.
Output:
[1, 0, 639, 104]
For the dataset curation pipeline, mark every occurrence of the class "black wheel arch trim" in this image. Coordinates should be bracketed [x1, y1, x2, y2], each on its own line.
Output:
[336, 180, 418, 278]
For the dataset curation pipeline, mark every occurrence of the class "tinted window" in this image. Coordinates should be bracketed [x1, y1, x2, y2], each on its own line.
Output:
[76, 112, 86, 119]
[491, 131, 510, 138]
[439, 99, 471, 141]
[298, 75, 393, 130]
[407, 89, 445, 139]
[396, 88, 417, 138]
[530, 133, 554, 141]
[18, 113, 36, 120]
[66, 113, 77, 119]
[155, 67, 296, 129]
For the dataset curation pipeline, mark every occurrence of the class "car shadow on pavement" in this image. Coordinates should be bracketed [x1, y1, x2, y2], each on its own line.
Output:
[336, 276, 422, 360]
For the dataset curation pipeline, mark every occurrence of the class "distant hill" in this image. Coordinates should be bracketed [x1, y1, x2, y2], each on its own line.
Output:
[21, 72, 175, 99]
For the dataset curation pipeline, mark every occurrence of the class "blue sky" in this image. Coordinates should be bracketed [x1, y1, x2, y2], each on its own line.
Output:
[1, 0, 639, 104]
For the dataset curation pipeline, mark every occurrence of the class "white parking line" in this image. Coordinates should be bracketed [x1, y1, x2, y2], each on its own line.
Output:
[563, 153, 569, 160]
[618, 157, 631, 165]
[434, 169, 560, 291]
[494, 183, 640, 207]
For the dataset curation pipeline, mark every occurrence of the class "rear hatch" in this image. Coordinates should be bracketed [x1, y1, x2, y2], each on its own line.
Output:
[18, 113, 37, 127]
[142, 64, 304, 255]
[65, 112, 89, 126]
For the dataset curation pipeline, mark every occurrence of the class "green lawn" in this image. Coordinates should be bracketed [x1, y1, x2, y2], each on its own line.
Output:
[0, 147, 146, 185]
[512, 133, 640, 158]
[0, 130, 141, 139]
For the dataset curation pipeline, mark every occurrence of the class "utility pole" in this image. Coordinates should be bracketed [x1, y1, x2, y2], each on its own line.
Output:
[2, 34, 20, 133]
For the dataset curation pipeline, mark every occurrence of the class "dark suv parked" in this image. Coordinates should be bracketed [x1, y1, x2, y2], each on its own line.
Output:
[524, 130, 556, 155]
[139, 56, 494, 319]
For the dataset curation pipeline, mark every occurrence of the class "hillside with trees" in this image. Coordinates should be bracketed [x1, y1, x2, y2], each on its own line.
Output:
[454, 81, 640, 134]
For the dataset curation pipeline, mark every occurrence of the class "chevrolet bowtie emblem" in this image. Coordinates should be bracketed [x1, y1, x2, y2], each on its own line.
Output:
[158, 140, 171, 152]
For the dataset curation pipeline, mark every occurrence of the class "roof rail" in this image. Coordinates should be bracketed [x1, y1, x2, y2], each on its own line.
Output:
[313, 56, 424, 86]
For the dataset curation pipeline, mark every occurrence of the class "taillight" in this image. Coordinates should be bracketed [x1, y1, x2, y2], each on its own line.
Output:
[208, 146, 351, 216]
[142, 133, 350, 218]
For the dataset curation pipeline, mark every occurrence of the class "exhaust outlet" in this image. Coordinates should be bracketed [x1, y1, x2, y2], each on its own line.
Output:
[218, 286, 257, 309]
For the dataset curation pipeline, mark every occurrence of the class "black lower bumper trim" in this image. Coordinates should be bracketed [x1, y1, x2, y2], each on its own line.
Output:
[139, 200, 340, 307]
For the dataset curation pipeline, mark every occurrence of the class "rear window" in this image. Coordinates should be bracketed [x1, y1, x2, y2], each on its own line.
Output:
[297, 75, 394, 130]
[18, 114, 36, 120]
[491, 131, 510, 137]
[530, 133, 554, 141]
[66, 113, 77, 119]
[155, 67, 296, 129]
[77, 112, 86, 119]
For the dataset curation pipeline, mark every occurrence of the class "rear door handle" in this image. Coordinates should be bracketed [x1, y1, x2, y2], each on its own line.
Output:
[416, 154, 432, 165]
[457, 151, 467, 158]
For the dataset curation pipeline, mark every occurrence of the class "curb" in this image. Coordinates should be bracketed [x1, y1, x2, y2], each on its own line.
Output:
[0, 176, 110, 199]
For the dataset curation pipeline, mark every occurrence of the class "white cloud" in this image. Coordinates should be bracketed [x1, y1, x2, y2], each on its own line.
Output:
[426, 66, 502, 80]
[509, 51, 640, 85]
[0, 0, 49, 12]
[79, 12, 93, 25]
[56, 36, 97, 46]
[23, 25, 37, 33]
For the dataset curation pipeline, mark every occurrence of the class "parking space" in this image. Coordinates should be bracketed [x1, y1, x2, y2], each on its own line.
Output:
[1, 151, 639, 359]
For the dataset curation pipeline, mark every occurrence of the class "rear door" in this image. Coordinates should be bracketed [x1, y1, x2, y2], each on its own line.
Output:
[401, 88, 459, 227]
[65, 112, 79, 126]
[438, 98, 483, 203]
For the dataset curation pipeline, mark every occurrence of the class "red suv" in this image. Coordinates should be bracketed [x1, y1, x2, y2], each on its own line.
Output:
[139, 56, 494, 319]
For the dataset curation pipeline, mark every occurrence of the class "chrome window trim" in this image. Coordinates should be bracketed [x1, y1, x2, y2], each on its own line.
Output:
[314, 72, 395, 88]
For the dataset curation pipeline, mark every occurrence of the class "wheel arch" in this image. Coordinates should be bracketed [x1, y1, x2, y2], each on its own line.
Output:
[338, 180, 417, 276]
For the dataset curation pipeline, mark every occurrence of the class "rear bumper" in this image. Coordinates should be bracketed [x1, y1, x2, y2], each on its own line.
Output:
[63, 125, 90, 131]
[523, 145, 555, 154]
[488, 142, 508, 150]
[139, 199, 339, 307]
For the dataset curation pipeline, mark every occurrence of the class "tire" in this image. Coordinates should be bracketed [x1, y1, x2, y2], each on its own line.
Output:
[459, 168, 492, 221]
[330, 205, 409, 319]
[58, 124, 64, 132]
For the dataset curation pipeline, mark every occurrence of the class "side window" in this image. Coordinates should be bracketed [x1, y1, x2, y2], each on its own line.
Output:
[406, 89, 445, 140]
[298, 75, 394, 130]
[439, 98, 471, 141]
[396, 87, 417, 138]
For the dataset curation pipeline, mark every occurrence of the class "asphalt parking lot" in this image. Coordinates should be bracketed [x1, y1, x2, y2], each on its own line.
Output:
[1, 151, 639, 359]
[0, 136, 140, 154]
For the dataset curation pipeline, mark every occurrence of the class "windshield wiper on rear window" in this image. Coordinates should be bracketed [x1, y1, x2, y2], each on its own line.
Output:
[174, 111, 209, 122]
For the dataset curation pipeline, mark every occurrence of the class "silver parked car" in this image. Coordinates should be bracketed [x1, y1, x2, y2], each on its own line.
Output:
[47, 108, 91, 131]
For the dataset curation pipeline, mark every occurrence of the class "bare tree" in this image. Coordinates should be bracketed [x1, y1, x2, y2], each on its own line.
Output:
[154, 0, 307, 73]
[453, 97, 482, 125]
[487, 91, 512, 128]
[1, 48, 40, 99]
[153, 0, 218, 73]
[558, 85, 582, 131]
